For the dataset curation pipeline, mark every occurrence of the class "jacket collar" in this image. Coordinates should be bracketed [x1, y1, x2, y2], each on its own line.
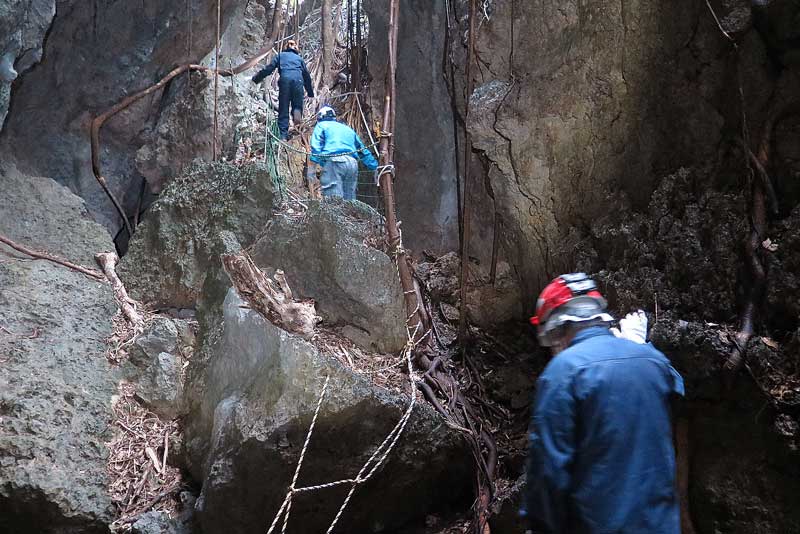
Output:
[569, 325, 613, 347]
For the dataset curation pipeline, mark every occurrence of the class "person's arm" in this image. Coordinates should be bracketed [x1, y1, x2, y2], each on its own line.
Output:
[301, 60, 314, 98]
[310, 124, 326, 166]
[354, 133, 378, 170]
[252, 54, 280, 83]
[525, 367, 577, 533]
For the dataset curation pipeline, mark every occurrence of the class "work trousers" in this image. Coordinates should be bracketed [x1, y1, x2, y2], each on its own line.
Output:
[320, 155, 359, 200]
[278, 77, 304, 139]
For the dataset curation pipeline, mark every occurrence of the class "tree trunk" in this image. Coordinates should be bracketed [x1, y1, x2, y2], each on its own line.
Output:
[321, 0, 334, 88]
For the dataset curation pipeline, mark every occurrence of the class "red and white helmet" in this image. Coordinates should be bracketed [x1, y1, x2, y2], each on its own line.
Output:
[530, 273, 613, 346]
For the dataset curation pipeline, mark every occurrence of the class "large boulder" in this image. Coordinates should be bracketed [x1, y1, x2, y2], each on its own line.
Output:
[0, 164, 118, 532]
[119, 161, 279, 309]
[182, 288, 472, 534]
[250, 199, 407, 353]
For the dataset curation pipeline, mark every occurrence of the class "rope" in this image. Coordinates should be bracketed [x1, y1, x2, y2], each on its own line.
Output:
[264, 339, 419, 534]
[374, 164, 394, 185]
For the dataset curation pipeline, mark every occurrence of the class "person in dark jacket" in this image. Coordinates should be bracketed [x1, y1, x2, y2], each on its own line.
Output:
[251, 39, 314, 139]
[524, 273, 685, 534]
[310, 106, 378, 200]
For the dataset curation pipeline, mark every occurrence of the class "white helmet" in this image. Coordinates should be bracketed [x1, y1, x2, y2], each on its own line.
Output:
[317, 106, 336, 121]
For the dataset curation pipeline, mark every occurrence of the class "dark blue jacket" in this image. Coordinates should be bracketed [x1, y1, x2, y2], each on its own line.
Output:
[252, 49, 314, 97]
[310, 119, 379, 169]
[525, 326, 684, 534]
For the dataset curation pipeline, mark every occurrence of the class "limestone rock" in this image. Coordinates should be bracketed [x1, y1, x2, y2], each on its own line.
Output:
[0, 0, 241, 236]
[0, 164, 118, 532]
[0, 0, 55, 129]
[182, 289, 471, 534]
[134, 352, 182, 420]
[119, 161, 279, 309]
[129, 317, 180, 367]
[250, 199, 407, 353]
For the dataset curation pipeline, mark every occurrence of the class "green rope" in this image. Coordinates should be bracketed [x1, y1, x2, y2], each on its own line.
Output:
[263, 108, 288, 200]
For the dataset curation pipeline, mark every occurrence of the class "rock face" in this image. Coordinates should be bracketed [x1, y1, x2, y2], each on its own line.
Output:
[119, 161, 279, 309]
[0, 164, 118, 532]
[0, 0, 55, 128]
[250, 199, 407, 353]
[0, 0, 259, 239]
[365, 0, 460, 256]
[183, 289, 471, 534]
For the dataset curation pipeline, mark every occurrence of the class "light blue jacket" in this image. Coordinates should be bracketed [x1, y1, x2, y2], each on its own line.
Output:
[524, 326, 684, 533]
[310, 119, 379, 169]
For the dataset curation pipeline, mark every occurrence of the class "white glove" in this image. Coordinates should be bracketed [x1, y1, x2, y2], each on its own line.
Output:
[611, 310, 648, 344]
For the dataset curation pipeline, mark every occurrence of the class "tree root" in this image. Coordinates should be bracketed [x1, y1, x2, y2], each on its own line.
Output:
[96, 252, 145, 331]
[0, 233, 105, 281]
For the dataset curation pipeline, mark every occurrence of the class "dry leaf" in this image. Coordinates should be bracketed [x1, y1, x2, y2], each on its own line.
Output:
[762, 238, 779, 252]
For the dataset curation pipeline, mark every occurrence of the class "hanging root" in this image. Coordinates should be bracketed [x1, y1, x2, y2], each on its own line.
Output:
[725, 103, 800, 374]
[221, 251, 319, 338]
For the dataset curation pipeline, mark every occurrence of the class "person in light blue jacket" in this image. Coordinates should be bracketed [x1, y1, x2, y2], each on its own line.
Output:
[524, 273, 685, 534]
[310, 106, 379, 200]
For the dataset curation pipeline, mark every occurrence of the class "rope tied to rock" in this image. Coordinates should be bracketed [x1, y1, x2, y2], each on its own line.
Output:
[265, 332, 420, 534]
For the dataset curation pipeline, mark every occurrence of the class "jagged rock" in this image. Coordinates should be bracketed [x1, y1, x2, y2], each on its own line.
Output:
[131, 509, 194, 534]
[0, 0, 55, 130]
[0, 164, 118, 532]
[0, 0, 241, 236]
[134, 352, 182, 420]
[119, 161, 279, 309]
[182, 289, 471, 534]
[135, 1, 273, 194]
[416, 251, 521, 329]
[129, 317, 180, 367]
[250, 199, 407, 353]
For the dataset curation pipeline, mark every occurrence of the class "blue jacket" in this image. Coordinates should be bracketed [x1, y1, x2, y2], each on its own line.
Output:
[525, 326, 684, 534]
[310, 119, 379, 169]
[252, 49, 314, 97]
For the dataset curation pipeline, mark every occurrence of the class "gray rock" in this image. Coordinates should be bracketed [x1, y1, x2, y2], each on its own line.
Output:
[182, 289, 471, 534]
[119, 161, 278, 309]
[0, 164, 118, 532]
[0, 0, 242, 236]
[135, 352, 182, 420]
[0, 0, 55, 129]
[251, 199, 407, 353]
[131, 510, 195, 534]
[130, 317, 180, 367]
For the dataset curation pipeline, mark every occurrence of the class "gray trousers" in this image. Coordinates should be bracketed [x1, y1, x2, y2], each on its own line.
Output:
[320, 155, 359, 200]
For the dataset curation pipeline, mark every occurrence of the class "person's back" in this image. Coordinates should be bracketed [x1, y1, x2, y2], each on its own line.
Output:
[311, 120, 362, 157]
[525, 273, 684, 534]
[310, 107, 378, 200]
[541, 327, 683, 532]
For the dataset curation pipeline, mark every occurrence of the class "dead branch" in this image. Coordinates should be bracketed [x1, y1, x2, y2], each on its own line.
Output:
[0, 234, 105, 281]
[221, 252, 318, 338]
[96, 252, 145, 330]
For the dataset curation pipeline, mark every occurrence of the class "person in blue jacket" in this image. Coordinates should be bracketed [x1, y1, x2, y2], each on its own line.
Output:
[309, 106, 378, 200]
[524, 273, 685, 534]
[251, 39, 314, 139]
